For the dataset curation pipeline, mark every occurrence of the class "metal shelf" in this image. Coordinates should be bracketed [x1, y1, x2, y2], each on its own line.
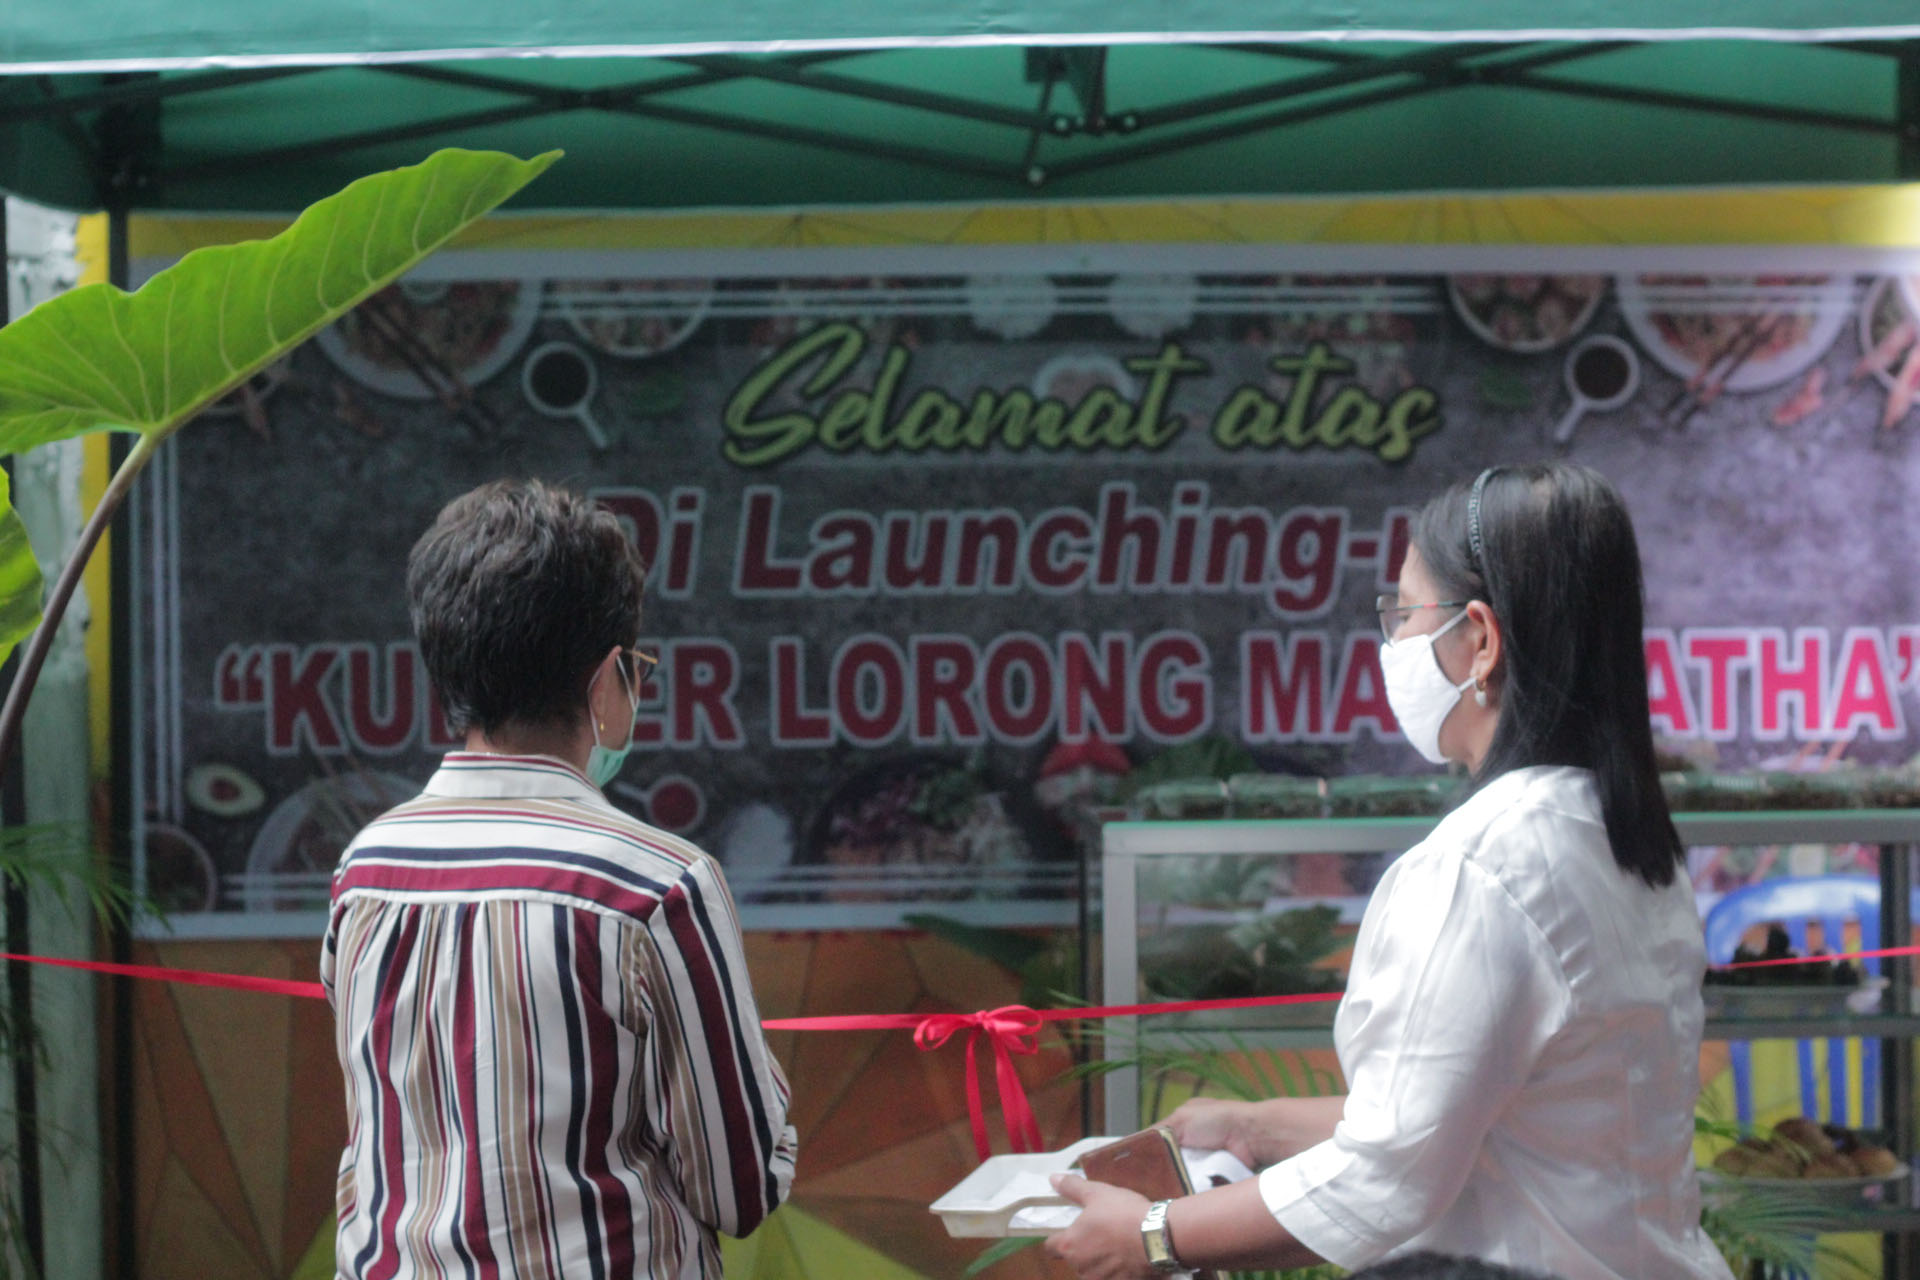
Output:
[1102, 808, 1920, 858]
[1708, 1014, 1920, 1042]
[1113, 1013, 1920, 1043]
[1106, 1011, 1920, 1054]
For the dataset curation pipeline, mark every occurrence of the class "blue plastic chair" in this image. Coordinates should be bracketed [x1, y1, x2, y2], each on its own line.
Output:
[1702, 875, 1902, 1130]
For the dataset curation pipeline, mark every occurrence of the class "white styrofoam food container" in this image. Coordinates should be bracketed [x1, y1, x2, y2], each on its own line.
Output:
[932, 1138, 1256, 1238]
[931, 1137, 1115, 1238]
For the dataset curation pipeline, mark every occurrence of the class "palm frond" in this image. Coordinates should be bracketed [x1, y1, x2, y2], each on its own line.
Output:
[0, 822, 141, 929]
[964, 1235, 1038, 1276]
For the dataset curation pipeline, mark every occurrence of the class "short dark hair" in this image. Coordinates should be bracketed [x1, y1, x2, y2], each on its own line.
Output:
[408, 479, 645, 734]
[1413, 462, 1683, 889]
[1349, 1251, 1561, 1280]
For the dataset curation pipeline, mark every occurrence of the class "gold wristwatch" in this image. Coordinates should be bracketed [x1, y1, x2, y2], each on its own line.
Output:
[1140, 1199, 1183, 1273]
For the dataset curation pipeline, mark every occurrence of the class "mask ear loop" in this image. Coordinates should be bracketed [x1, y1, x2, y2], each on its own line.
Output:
[588, 651, 637, 746]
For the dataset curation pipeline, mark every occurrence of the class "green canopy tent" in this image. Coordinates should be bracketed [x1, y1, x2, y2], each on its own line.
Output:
[0, 16, 1918, 216]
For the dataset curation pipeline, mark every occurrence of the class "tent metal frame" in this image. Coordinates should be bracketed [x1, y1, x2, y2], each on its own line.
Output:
[8, 37, 1920, 210]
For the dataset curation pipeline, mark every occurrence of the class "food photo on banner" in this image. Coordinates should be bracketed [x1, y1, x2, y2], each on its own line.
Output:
[126, 256, 1920, 939]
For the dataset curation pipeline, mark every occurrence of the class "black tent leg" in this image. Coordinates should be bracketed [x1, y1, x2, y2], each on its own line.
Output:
[106, 201, 136, 1280]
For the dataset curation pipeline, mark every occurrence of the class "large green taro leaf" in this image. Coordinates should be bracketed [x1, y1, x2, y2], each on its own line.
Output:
[0, 468, 40, 663]
[0, 147, 558, 454]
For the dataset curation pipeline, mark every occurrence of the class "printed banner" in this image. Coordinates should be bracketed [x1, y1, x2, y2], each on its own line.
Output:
[132, 254, 1920, 935]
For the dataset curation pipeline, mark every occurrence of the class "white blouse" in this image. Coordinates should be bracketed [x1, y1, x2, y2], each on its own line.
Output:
[1259, 765, 1733, 1280]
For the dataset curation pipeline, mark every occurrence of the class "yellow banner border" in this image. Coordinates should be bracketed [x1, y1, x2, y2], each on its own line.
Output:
[127, 184, 1920, 258]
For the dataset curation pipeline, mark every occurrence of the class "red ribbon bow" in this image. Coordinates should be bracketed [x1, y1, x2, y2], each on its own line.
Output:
[913, 1004, 1044, 1162]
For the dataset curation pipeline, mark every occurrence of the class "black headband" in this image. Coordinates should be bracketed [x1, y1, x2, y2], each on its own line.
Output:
[1467, 467, 1498, 579]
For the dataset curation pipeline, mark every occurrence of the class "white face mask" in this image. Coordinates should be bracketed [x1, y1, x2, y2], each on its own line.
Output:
[1380, 607, 1475, 765]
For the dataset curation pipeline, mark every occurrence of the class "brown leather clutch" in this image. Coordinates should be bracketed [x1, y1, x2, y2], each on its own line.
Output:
[1078, 1127, 1214, 1279]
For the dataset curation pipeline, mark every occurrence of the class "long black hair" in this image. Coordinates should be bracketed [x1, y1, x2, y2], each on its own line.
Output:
[1413, 462, 1683, 889]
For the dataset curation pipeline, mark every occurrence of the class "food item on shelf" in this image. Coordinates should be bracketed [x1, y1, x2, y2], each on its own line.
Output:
[1661, 769, 1869, 812]
[1226, 773, 1324, 819]
[1324, 774, 1464, 818]
[1863, 766, 1920, 810]
[1136, 778, 1230, 820]
[1135, 772, 1469, 820]
[1146, 765, 1919, 821]
[1661, 771, 1765, 811]
[1755, 770, 1867, 811]
[1449, 274, 1606, 352]
[1773, 1116, 1833, 1153]
[1856, 1145, 1904, 1177]
[1710, 1117, 1903, 1182]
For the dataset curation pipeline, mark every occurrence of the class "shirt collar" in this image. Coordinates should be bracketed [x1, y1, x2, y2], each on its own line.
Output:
[423, 752, 605, 803]
[1462, 763, 1597, 815]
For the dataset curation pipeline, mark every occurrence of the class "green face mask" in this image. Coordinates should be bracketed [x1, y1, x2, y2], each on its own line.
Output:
[586, 658, 639, 789]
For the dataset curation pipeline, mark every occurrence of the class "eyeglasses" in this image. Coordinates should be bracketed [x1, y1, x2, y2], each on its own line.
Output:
[621, 647, 660, 683]
[1374, 594, 1469, 642]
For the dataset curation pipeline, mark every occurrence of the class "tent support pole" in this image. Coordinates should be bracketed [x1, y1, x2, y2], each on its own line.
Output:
[170, 53, 898, 187]
[1047, 78, 1445, 180]
[0, 67, 317, 128]
[31, 77, 102, 199]
[604, 97, 1026, 183]
[374, 56, 866, 112]
[104, 199, 135, 1280]
[1898, 45, 1920, 179]
[1471, 41, 1635, 75]
[1132, 41, 1499, 131]
[672, 54, 1044, 130]
[1483, 69, 1899, 137]
[162, 99, 573, 184]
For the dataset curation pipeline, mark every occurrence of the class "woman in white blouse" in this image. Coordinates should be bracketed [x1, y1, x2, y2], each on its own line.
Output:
[1047, 464, 1732, 1280]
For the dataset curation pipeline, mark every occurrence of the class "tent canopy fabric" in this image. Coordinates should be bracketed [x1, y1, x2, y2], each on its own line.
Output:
[7, 0, 1920, 72]
[0, 18, 1918, 216]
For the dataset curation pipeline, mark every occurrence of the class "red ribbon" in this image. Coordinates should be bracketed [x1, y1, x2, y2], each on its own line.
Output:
[0, 951, 328, 1000]
[913, 1006, 1045, 1162]
[762, 992, 1346, 1162]
[10, 941, 1920, 1167]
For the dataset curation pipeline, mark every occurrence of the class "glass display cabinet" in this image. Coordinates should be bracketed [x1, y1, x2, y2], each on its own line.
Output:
[1101, 808, 1920, 1274]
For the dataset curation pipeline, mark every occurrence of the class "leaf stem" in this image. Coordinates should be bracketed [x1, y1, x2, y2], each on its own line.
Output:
[0, 432, 157, 780]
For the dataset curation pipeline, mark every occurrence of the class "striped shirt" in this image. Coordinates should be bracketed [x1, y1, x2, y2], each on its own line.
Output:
[322, 753, 797, 1280]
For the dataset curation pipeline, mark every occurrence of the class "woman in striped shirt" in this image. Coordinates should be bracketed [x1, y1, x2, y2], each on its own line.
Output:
[323, 479, 797, 1280]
